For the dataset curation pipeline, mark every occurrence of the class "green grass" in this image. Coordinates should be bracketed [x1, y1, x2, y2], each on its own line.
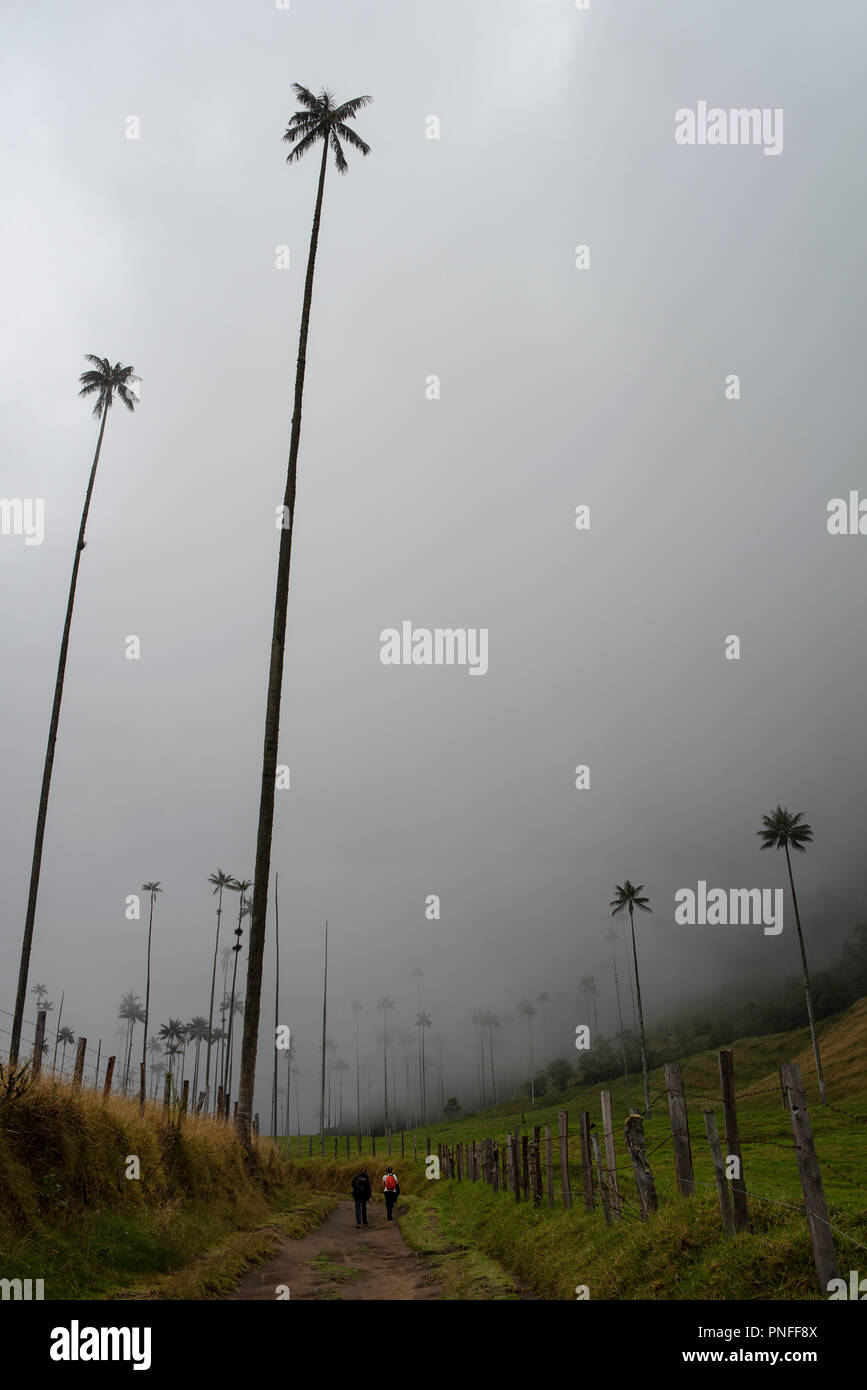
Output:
[279, 997, 867, 1300]
[0, 1078, 336, 1300]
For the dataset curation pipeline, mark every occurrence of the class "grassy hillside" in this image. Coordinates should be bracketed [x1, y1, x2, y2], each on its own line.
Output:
[0, 1077, 333, 1299]
[284, 997, 867, 1299]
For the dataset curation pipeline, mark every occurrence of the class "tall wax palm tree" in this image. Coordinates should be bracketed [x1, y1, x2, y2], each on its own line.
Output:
[139, 882, 162, 1107]
[376, 996, 396, 1132]
[758, 806, 827, 1103]
[223, 879, 251, 1107]
[535, 992, 552, 1064]
[205, 870, 234, 1111]
[11, 357, 139, 1064]
[271, 871, 281, 1138]
[350, 999, 363, 1132]
[237, 85, 372, 1145]
[610, 881, 652, 1114]
[517, 999, 537, 1104]
[117, 991, 144, 1096]
[147, 1034, 162, 1095]
[416, 1010, 432, 1124]
[319, 922, 328, 1152]
[484, 1010, 500, 1114]
[472, 1007, 489, 1110]
[605, 924, 631, 1109]
[187, 1016, 209, 1101]
[57, 1025, 75, 1077]
[411, 968, 424, 1116]
[579, 975, 599, 1034]
[159, 1019, 184, 1081]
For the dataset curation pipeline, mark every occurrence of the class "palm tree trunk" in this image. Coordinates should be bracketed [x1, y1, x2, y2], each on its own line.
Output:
[11, 406, 110, 1063]
[140, 894, 155, 1110]
[204, 886, 224, 1113]
[237, 133, 331, 1147]
[611, 937, 631, 1109]
[319, 921, 328, 1153]
[629, 907, 651, 1115]
[51, 990, 64, 1078]
[271, 873, 280, 1137]
[784, 846, 827, 1103]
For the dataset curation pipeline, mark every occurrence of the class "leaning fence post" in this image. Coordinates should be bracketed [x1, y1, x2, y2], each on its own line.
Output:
[32, 1009, 46, 1080]
[703, 1108, 735, 1236]
[781, 1061, 839, 1293]
[346, 1135, 351, 1159]
[521, 1134, 529, 1199]
[544, 1125, 555, 1210]
[182, 1079, 190, 1113]
[72, 1036, 86, 1092]
[624, 1112, 658, 1218]
[558, 1110, 573, 1210]
[600, 1090, 620, 1220]
[308, 1133, 313, 1158]
[102, 1055, 115, 1101]
[665, 1061, 695, 1197]
[579, 1111, 595, 1212]
[718, 1049, 749, 1231]
[590, 1130, 611, 1225]
[164, 1073, 172, 1113]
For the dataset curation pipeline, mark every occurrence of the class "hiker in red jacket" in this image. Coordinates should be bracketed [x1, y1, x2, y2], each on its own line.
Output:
[381, 1166, 400, 1220]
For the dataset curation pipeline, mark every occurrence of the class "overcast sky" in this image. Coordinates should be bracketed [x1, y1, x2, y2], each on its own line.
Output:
[2, 0, 866, 1127]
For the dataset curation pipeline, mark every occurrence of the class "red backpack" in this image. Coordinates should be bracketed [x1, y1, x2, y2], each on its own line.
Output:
[384, 1173, 397, 1192]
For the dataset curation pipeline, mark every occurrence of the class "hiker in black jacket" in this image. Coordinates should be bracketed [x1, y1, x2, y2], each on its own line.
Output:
[351, 1168, 372, 1227]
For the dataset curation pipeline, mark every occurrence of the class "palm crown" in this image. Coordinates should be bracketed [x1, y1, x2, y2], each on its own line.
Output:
[610, 881, 651, 916]
[283, 85, 372, 174]
[78, 356, 139, 418]
[757, 807, 813, 853]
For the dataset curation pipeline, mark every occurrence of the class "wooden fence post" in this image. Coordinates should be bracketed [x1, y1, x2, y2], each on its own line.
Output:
[72, 1036, 86, 1092]
[372, 1133, 376, 1157]
[781, 1061, 839, 1293]
[253, 1113, 259, 1138]
[32, 1009, 46, 1080]
[718, 1049, 749, 1231]
[102, 1055, 115, 1101]
[510, 1134, 520, 1201]
[703, 1108, 734, 1236]
[558, 1110, 573, 1209]
[182, 1079, 190, 1113]
[779, 1065, 787, 1112]
[600, 1090, 620, 1220]
[456, 1143, 462, 1181]
[413, 1132, 417, 1161]
[531, 1139, 543, 1207]
[544, 1125, 555, 1211]
[579, 1111, 595, 1212]
[387, 1130, 392, 1157]
[624, 1112, 658, 1218]
[590, 1131, 611, 1225]
[196, 1091, 206, 1115]
[346, 1135, 351, 1159]
[233, 1101, 238, 1123]
[491, 1139, 500, 1192]
[521, 1134, 529, 1199]
[665, 1061, 695, 1197]
[358, 1132, 362, 1155]
[401, 1130, 405, 1158]
[164, 1073, 172, 1112]
[426, 1135, 430, 1157]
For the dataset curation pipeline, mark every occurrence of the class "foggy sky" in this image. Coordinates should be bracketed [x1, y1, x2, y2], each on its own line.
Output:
[3, 0, 867, 1127]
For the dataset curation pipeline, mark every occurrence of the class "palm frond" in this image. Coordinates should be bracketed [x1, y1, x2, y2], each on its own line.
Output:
[330, 129, 348, 175]
[285, 127, 325, 163]
[334, 122, 371, 158]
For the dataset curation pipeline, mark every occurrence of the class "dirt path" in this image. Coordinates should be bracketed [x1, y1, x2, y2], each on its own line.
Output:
[225, 1201, 441, 1302]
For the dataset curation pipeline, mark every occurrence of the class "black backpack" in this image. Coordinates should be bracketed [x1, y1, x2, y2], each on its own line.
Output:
[351, 1174, 367, 1197]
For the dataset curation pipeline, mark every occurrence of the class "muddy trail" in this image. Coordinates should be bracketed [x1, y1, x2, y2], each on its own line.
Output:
[226, 1200, 441, 1301]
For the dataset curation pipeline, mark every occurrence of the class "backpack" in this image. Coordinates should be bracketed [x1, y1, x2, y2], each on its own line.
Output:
[352, 1175, 367, 1197]
[384, 1173, 397, 1192]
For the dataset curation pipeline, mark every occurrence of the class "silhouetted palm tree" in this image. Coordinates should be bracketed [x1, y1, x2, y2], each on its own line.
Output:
[610, 881, 652, 1114]
[605, 924, 631, 1109]
[758, 806, 826, 1103]
[205, 869, 234, 1111]
[376, 996, 396, 1131]
[140, 882, 162, 1107]
[517, 999, 538, 1104]
[579, 975, 599, 1034]
[11, 356, 139, 1064]
[238, 84, 372, 1145]
[351, 999, 363, 1132]
[57, 1025, 75, 1077]
[118, 991, 144, 1096]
